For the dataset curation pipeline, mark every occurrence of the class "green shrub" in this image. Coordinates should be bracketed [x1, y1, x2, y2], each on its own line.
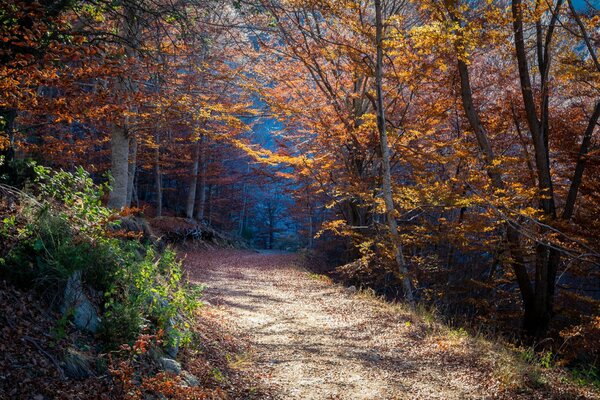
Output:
[0, 162, 199, 351]
[100, 300, 144, 346]
[102, 244, 199, 349]
[570, 365, 600, 388]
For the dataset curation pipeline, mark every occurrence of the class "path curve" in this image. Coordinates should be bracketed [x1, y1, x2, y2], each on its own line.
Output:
[185, 250, 493, 400]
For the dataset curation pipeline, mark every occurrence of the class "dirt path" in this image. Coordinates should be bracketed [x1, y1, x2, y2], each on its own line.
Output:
[183, 250, 499, 400]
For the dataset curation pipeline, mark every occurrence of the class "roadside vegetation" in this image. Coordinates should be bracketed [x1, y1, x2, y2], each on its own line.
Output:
[0, 159, 267, 399]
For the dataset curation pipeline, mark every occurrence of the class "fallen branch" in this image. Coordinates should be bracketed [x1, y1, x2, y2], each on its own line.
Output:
[22, 335, 66, 381]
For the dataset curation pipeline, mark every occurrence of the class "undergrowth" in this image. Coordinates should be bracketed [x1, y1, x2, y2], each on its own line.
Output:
[0, 162, 199, 350]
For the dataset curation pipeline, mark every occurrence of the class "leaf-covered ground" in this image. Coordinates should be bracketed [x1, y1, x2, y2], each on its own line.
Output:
[184, 249, 600, 400]
[0, 280, 270, 399]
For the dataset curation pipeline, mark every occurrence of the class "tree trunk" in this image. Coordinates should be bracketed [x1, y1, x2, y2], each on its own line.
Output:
[109, 2, 138, 210]
[512, 0, 558, 217]
[512, 0, 562, 336]
[204, 184, 212, 224]
[449, 1, 536, 328]
[154, 132, 162, 217]
[562, 101, 600, 220]
[267, 203, 275, 250]
[374, 0, 415, 308]
[195, 141, 207, 221]
[126, 135, 137, 208]
[186, 137, 201, 219]
[108, 124, 129, 209]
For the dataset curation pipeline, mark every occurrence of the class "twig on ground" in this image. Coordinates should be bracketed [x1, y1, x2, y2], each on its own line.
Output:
[22, 335, 66, 380]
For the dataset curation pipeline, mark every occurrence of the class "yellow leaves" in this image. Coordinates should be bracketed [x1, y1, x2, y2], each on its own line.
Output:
[317, 219, 352, 238]
[519, 206, 541, 219]
[409, 21, 449, 57]
[227, 138, 305, 167]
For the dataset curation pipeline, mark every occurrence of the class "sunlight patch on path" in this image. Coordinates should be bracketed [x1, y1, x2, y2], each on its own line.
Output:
[185, 250, 490, 400]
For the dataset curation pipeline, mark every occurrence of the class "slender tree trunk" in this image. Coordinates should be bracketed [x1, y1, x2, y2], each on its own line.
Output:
[108, 124, 129, 209]
[154, 132, 162, 217]
[239, 162, 249, 236]
[238, 187, 248, 236]
[307, 189, 314, 248]
[374, 0, 415, 307]
[126, 135, 137, 208]
[449, 0, 536, 325]
[239, 192, 247, 235]
[562, 102, 600, 220]
[204, 184, 212, 224]
[195, 141, 207, 221]
[267, 203, 275, 250]
[132, 170, 139, 208]
[567, 0, 600, 71]
[186, 137, 201, 219]
[308, 211, 314, 249]
[239, 198, 247, 236]
[512, 0, 562, 336]
[511, 105, 537, 186]
[512, 0, 558, 217]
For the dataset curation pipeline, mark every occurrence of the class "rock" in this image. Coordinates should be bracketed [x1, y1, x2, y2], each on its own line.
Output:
[345, 285, 357, 294]
[61, 271, 100, 333]
[61, 348, 94, 379]
[150, 294, 180, 358]
[164, 318, 181, 358]
[160, 357, 182, 375]
[181, 370, 200, 387]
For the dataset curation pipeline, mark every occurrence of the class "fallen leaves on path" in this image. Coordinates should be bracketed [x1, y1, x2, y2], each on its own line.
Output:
[184, 249, 600, 400]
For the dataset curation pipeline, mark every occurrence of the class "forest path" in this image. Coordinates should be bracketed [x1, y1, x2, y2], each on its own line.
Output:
[184, 249, 492, 400]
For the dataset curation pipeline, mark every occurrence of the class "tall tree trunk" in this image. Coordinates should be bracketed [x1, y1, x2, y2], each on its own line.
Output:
[186, 137, 201, 219]
[374, 0, 415, 308]
[512, 0, 562, 336]
[108, 124, 129, 209]
[204, 184, 212, 224]
[308, 211, 314, 249]
[562, 102, 600, 220]
[126, 135, 137, 208]
[195, 141, 207, 221]
[238, 161, 250, 236]
[267, 203, 275, 250]
[456, 53, 535, 327]
[109, 3, 139, 210]
[154, 132, 162, 217]
[307, 188, 314, 248]
[562, 0, 600, 220]
[447, 0, 535, 327]
[512, 0, 559, 217]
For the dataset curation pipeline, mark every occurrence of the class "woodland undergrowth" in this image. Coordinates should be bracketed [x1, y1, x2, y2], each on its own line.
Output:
[0, 159, 265, 399]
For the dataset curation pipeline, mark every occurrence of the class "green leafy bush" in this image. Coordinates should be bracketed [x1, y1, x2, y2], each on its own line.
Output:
[0, 162, 199, 350]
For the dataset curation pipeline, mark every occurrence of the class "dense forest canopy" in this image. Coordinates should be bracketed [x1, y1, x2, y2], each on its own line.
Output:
[1, 0, 599, 370]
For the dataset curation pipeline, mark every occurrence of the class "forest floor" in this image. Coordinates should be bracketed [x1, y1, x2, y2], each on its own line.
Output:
[183, 249, 599, 400]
